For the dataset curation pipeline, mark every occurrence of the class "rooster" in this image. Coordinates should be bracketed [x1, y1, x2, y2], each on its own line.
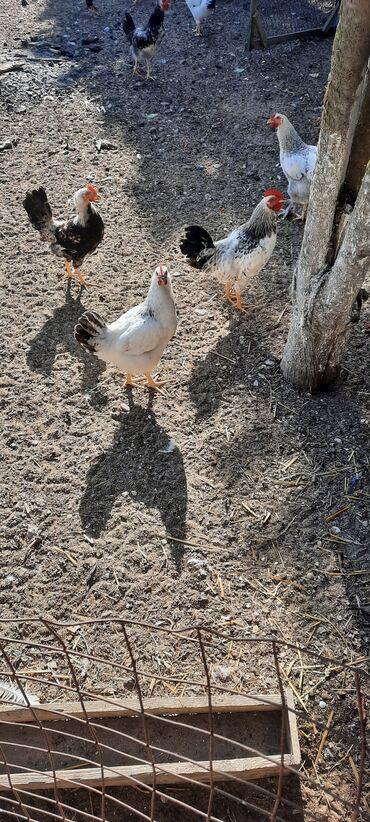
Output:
[123, 0, 170, 80]
[23, 184, 104, 287]
[74, 265, 177, 390]
[185, 0, 216, 36]
[180, 190, 283, 311]
[268, 113, 317, 220]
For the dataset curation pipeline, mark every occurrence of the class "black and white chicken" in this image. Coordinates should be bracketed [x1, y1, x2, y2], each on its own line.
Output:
[23, 184, 104, 287]
[180, 190, 283, 311]
[123, 0, 170, 80]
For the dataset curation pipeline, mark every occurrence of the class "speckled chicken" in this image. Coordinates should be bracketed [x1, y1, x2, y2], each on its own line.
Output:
[180, 190, 283, 311]
[268, 113, 317, 219]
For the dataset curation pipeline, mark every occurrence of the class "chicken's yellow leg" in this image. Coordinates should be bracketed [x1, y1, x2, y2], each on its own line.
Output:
[64, 260, 73, 279]
[74, 267, 91, 288]
[234, 290, 248, 312]
[224, 280, 236, 305]
[194, 22, 202, 35]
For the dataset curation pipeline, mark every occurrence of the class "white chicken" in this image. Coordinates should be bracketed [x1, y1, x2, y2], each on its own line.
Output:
[180, 189, 283, 311]
[74, 265, 177, 390]
[185, 0, 216, 36]
[268, 113, 317, 219]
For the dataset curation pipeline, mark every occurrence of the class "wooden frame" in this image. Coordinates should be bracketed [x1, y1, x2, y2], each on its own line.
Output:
[0, 691, 300, 791]
[246, 0, 341, 51]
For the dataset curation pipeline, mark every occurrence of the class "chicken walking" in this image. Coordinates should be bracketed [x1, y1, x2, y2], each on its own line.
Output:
[23, 184, 104, 287]
[180, 190, 283, 312]
[123, 0, 170, 80]
[74, 265, 177, 390]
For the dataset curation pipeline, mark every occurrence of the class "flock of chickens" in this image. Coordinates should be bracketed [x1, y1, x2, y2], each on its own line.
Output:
[23, 109, 317, 391]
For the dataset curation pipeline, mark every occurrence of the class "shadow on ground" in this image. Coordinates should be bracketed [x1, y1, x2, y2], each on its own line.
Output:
[79, 392, 188, 569]
[26, 280, 107, 406]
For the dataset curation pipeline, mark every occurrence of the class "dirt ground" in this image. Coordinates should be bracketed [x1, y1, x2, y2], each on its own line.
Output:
[0, 0, 369, 818]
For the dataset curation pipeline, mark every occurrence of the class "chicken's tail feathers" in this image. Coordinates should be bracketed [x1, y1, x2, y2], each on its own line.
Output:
[23, 187, 55, 241]
[123, 12, 136, 40]
[148, 4, 164, 30]
[179, 224, 215, 268]
[74, 310, 107, 353]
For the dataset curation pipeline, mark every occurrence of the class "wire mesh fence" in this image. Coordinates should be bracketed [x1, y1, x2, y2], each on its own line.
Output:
[0, 618, 368, 822]
[247, 0, 339, 50]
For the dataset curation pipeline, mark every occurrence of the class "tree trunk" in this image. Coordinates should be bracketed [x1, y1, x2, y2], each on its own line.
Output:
[345, 66, 370, 201]
[281, 0, 370, 390]
[281, 164, 370, 391]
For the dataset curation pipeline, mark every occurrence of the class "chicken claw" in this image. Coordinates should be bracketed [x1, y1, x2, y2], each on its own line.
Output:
[145, 374, 167, 391]
[125, 373, 141, 388]
[74, 267, 92, 288]
[234, 292, 248, 312]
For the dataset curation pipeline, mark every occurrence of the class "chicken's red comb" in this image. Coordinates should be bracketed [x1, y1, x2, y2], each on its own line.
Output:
[86, 183, 98, 194]
[263, 188, 283, 202]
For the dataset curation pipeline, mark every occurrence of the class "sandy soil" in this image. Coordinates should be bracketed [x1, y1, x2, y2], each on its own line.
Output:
[0, 0, 369, 818]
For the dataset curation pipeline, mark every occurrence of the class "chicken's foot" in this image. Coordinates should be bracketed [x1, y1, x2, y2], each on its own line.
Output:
[194, 23, 202, 35]
[74, 267, 92, 288]
[234, 291, 248, 312]
[145, 374, 167, 391]
[145, 62, 155, 80]
[292, 203, 308, 222]
[125, 373, 140, 388]
[132, 59, 140, 75]
[224, 280, 236, 305]
[64, 260, 74, 279]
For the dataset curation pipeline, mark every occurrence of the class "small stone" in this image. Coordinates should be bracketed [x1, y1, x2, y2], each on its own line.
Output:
[253, 380, 259, 387]
[319, 700, 327, 708]
[330, 525, 341, 534]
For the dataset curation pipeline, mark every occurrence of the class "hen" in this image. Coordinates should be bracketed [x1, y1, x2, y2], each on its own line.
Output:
[180, 190, 283, 311]
[74, 265, 177, 390]
[185, 0, 216, 36]
[268, 113, 317, 220]
[23, 184, 104, 287]
[123, 0, 170, 80]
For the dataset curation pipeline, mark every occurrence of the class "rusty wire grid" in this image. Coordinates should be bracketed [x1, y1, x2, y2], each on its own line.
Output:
[0, 618, 368, 822]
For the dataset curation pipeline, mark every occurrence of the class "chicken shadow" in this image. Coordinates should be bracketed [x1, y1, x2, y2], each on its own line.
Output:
[26, 280, 107, 408]
[79, 393, 188, 570]
[188, 306, 269, 419]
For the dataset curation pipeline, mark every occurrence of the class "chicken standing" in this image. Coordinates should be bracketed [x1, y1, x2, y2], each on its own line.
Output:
[185, 0, 216, 36]
[268, 113, 317, 220]
[23, 184, 104, 287]
[74, 265, 177, 390]
[123, 0, 170, 80]
[180, 190, 283, 311]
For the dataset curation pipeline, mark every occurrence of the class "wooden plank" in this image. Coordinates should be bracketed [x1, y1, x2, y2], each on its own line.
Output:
[265, 28, 323, 47]
[0, 693, 285, 724]
[285, 688, 300, 766]
[0, 754, 299, 792]
[246, 0, 257, 52]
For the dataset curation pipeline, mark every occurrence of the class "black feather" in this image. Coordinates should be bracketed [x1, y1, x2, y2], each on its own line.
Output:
[74, 310, 106, 353]
[123, 11, 136, 40]
[23, 187, 53, 238]
[179, 224, 215, 269]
